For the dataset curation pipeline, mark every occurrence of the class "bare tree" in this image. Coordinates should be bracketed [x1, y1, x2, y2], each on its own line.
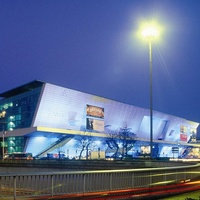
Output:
[104, 131, 120, 159]
[104, 127, 137, 159]
[74, 132, 95, 160]
[118, 128, 135, 158]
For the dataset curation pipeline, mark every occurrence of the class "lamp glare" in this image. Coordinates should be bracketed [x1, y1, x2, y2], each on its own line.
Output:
[142, 26, 158, 39]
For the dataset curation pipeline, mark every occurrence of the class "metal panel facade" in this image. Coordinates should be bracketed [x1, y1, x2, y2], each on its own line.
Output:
[32, 83, 199, 143]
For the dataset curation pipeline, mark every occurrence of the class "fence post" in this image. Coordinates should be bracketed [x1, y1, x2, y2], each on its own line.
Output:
[14, 176, 16, 200]
[110, 173, 112, 191]
[83, 174, 86, 193]
[51, 175, 54, 197]
[132, 172, 134, 188]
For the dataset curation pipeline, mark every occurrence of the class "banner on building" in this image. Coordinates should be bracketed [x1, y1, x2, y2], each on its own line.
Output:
[86, 105, 104, 119]
[180, 133, 187, 142]
[86, 118, 104, 132]
[180, 125, 188, 133]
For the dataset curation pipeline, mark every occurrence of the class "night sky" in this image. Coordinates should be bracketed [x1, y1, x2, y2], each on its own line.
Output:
[0, 0, 200, 123]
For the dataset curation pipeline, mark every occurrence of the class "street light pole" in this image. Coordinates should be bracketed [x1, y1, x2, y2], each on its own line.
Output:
[142, 25, 158, 159]
[149, 39, 153, 159]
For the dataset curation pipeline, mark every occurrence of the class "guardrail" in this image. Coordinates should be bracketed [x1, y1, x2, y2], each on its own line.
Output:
[0, 162, 200, 200]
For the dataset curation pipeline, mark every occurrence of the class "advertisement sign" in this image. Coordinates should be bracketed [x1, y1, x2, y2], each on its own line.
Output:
[86, 105, 104, 119]
[140, 146, 150, 154]
[86, 118, 104, 132]
[180, 125, 188, 133]
[180, 133, 187, 142]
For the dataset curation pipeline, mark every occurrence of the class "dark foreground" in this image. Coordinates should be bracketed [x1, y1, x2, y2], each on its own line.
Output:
[163, 190, 200, 200]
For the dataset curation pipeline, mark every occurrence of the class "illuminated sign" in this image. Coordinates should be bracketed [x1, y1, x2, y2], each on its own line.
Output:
[86, 105, 104, 119]
[180, 133, 187, 142]
[180, 125, 188, 133]
[86, 118, 104, 132]
[140, 146, 150, 154]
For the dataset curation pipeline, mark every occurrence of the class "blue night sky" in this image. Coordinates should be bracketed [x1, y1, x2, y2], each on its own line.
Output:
[0, 0, 200, 123]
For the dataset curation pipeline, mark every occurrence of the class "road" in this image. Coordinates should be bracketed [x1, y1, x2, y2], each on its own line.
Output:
[24, 180, 200, 200]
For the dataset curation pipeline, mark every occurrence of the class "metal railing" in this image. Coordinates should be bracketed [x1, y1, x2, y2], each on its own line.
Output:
[0, 162, 200, 200]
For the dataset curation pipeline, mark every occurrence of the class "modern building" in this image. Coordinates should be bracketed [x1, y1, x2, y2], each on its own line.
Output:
[0, 80, 199, 159]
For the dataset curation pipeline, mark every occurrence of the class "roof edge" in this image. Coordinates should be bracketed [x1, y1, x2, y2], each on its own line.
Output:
[0, 80, 45, 98]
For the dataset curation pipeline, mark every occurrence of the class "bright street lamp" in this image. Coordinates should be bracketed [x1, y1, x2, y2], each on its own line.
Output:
[142, 25, 158, 159]
[142, 26, 158, 39]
